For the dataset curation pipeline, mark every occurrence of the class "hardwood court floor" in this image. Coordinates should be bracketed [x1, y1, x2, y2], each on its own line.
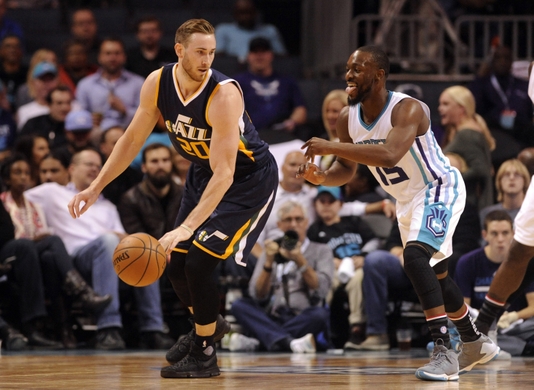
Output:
[0, 348, 531, 389]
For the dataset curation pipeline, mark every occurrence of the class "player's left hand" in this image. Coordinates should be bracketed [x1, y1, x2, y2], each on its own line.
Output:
[160, 226, 193, 256]
[296, 162, 326, 185]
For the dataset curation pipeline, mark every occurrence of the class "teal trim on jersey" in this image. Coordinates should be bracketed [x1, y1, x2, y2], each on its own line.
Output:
[409, 146, 431, 192]
[358, 91, 393, 131]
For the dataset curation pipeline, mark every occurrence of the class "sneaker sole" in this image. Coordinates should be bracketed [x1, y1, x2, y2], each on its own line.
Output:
[415, 370, 459, 381]
[459, 346, 500, 375]
[160, 367, 221, 378]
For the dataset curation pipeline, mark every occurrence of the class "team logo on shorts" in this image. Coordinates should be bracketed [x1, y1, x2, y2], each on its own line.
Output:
[426, 205, 448, 237]
[198, 230, 229, 242]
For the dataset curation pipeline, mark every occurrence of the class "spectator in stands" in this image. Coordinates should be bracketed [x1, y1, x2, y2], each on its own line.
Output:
[469, 45, 534, 147]
[0, 34, 26, 112]
[344, 164, 386, 204]
[12, 133, 49, 187]
[20, 85, 73, 148]
[118, 143, 182, 240]
[99, 125, 142, 205]
[25, 148, 173, 350]
[16, 61, 59, 129]
[126, 16, 175, 78]
[318, 89, 348, 171]
[439, 85, 495, 211]
[76, 37, 144, 133]
[307, 186, 380, 349]
[38, 149, 70, 185]
[229, 200, 333, 353]
[56, 109, 94, 160]
[234, 37, 306, 137]
[15, 48, 58, 109]
[0, 196, 63, 349]
[58, 39, 98, 95]
[117, 143, 183, 333]
[0, 80, 16, 160]
[0, 0, 23, 41]
[479, 158, 530, 228]
[518, 147, 534, 177]
[69, 7, 100, 65]
[454, 210, 534, 357]
[215, 0, 286, 63]
[0, 153, 112, 348]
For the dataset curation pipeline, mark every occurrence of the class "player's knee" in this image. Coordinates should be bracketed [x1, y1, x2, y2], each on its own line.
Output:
[402, 244, 431, 278]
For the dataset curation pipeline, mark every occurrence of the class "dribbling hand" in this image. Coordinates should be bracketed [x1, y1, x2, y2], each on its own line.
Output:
[68, 187, 100, 219]
[296, 162, 326, 185]
[159, 226, 193, 256]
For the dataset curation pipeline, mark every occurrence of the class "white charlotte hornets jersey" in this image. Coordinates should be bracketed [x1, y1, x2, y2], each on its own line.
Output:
[348, 91, 463, 204]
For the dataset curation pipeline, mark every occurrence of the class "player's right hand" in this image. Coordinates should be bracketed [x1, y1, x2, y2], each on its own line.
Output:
[296, 162, 326, 185]
[68, 186, 100, 218]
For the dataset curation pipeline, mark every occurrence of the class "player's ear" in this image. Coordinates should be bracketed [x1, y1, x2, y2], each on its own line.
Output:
[174, 43, 184, 58]
[376, 68, 385, 81]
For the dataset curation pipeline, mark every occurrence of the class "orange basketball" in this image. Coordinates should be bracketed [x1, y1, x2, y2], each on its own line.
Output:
[113, 233, 166, 287]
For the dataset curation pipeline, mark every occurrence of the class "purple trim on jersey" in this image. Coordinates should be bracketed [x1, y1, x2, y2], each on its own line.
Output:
[415, 137, 440, 181]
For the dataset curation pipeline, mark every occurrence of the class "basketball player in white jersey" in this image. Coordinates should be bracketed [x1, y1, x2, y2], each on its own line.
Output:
[472, 61, 534, 353]
[297, 46, 499, 381]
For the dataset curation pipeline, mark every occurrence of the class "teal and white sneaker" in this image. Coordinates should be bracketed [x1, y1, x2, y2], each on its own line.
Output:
[458, 333, 500, 374]
[416, 339, 459, 381]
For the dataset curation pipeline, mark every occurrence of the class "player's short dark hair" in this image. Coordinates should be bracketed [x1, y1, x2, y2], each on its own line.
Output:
[483, 210, 513, 231]
[175, 18, 214, 45]
[357, 45, 390, 78]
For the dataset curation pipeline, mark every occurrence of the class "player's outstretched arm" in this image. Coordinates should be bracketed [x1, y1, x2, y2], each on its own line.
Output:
[68, 70, 161, 218]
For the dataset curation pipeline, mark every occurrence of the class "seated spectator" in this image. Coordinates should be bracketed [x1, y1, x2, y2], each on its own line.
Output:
[344, 164, 386, 203]
[13, 133, 49, 187]
[0, 153, 112, 348]
[307, 186, 380, 349]
[25, 148, 174, 350]
[215, 0, 286, 63]
[0, 195, 63, 349]
[0, 34, 26, 112]
[20, 85, 73, 148]
[125, 16, 175, 78]
[58, 39, 98, 95]
[440, 85, 495, 211]
[454, 210, 534, 357]
[69, 7, 100, 65]
[479, 158, 530, 229]
[318, 89, 348, 171]
[229, 200, 333, 352]
[16, 61, 59, 129]
[38, 149, 70, 185]
[117, 143, 183, 338]
[233, 37, 306, 138]
[170, 147, 191, 185]
[99, 126, 142, 205]
[15, 48, 58, 111]
[55, 109, 95, 160]
[75, 37, 144, 133]
[0, 0, 23, 41]
[469, 45, 534, 147]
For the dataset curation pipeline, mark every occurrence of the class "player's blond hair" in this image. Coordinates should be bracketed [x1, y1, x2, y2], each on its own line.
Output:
[174, 19, 215, 46]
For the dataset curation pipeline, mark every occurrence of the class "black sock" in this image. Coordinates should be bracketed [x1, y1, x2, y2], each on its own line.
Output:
[450, 307, 479, 342]
[475, 297, 506, 335]
[428, 315, 450, 348]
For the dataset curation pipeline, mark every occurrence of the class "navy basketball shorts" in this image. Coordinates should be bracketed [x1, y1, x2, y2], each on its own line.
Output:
[173, 156, 278, 266]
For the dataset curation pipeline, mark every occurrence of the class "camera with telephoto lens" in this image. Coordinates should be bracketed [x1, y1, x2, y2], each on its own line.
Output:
[273, 230, 299, 263]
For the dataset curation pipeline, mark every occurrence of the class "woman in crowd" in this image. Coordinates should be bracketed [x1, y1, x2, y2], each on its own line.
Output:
[439, 85, 496, 211]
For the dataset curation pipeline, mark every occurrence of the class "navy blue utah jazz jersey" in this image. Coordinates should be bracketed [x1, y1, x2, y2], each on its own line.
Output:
[157, 64, 271, 177]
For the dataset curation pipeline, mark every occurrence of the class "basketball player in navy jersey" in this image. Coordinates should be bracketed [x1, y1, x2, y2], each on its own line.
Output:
[297, 46, 499, 381]
[67, 19, 278, 378]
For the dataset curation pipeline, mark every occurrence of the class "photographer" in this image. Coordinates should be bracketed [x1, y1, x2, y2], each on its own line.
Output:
[229, 200, 334, 353]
